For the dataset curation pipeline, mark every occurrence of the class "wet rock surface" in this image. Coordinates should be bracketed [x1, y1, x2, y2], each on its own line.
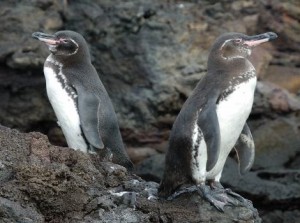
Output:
[0, 0, 300, 222]
[0, 126, 261, 222]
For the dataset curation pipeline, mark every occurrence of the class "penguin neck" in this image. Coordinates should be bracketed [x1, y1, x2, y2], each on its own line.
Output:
[50, 50, 91, 67]
[207, 53, 253, 75]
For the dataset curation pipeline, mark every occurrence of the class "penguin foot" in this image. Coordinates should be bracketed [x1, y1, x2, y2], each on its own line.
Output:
[225, 188, 255, 210]
[166, 183, 255, 212]
[225, 188, 248, 203]
[167, 184, 234, 212]
[209, 181, 253, 209]
[166, 185, 198, 200]
[196, 184, 237, 212]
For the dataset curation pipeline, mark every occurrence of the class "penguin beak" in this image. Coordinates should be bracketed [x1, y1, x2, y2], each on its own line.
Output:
[244, 32, 278, 47]
[32, 32, 59, 45]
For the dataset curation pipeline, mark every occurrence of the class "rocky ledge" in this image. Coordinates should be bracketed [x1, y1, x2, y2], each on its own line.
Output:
[0, 125, 260, 223]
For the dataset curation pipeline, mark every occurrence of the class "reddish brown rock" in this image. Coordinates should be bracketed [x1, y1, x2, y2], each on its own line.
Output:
[250, 46, 273, 79]
[253, 81, 300, 115]
[263, 65, 300, 93]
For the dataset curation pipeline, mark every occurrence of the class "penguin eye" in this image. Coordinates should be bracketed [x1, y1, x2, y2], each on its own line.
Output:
[60, 39, 69, 44]
[234, 39, 242, 44]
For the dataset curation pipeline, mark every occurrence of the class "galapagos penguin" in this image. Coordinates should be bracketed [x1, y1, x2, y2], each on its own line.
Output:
[32, 30, 133, 170]
[158, 32, 278, 210]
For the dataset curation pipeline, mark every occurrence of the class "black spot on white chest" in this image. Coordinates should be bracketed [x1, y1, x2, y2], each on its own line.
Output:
[218, 70, 256, 102]
[44, 61, 77, 101]
[43, 60, 88, 153]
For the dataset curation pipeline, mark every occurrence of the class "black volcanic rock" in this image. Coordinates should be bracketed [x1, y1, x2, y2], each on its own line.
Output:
[0, 0, 300, 222]
[0, 125, 261, 222]
[0, 0, 273, 136]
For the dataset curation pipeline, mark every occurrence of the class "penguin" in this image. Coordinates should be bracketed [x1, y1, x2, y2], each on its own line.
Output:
[158, 32, 277, 210]
[32, 30, 133, 170]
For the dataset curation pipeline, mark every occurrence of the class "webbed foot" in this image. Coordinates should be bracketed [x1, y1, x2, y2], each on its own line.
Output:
[198, 184, 235, 211]
[209, 181, 253, 209]
[167, 184, 236, 212]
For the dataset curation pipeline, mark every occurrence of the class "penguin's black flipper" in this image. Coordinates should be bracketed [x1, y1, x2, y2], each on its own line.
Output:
[234, 123, 255, 175]
[197, 102, 221, 172]
[93, 90, 134, 171]
[77, 90, 105, 149]
[78, 89, 134, 170]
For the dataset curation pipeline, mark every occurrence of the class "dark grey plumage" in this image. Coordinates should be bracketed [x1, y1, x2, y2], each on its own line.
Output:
[32, 30, 133, 170]
[158, 32, 277, 210]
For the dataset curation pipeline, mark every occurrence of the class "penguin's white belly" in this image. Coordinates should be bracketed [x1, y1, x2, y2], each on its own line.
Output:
[206, 77, 257, 179]
[44, 67, 88, 153]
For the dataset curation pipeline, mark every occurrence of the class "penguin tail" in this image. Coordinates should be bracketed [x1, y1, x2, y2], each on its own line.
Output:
[122, 159, 134, 172]
[97, 146, 134, 171]
[111, 149, 134, 172]
[158, 180, 174, 198]
[158, 174, 183, 198]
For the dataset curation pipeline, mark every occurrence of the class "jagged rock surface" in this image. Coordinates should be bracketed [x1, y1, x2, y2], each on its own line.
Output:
[0, 126, 261, 223]
[1, 0, 299, 141]
[0, 0, 300, 222]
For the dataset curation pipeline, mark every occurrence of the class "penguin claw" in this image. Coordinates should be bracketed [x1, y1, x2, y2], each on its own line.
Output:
[166, 185, 198, 200]
[225, 189, 254, 209]
[225, 188, 249, 203]
[167, 184, 252, 212]
[209, 181, 251, 206]
[212, 186, 254, 209]
[212, 191, 239, 206]
[208, 199, 226, 212]
[196, 184, 234, 212]
[166, 184, 227, 211]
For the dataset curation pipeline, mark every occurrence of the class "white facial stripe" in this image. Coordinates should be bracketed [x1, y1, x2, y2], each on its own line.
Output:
[69, 38, 79, 55]
[220, 38, 252, 59]
[53, 38, 79, 55]
[220, 39, 233, 50]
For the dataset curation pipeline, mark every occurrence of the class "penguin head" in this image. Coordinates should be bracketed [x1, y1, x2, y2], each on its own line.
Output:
[210, 32, 278, 60]
[32, 30, 90, 61]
